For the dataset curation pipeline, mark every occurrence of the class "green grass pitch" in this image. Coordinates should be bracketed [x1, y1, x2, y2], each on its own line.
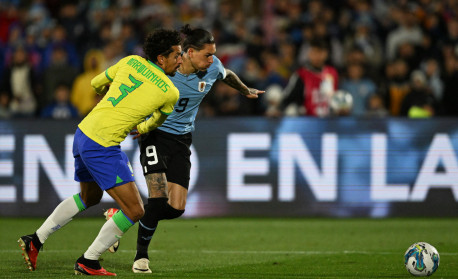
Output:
[1, 217, 457, 278]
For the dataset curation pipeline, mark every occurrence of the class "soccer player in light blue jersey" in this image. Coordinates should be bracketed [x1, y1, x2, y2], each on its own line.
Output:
[111, 25, 264, 273]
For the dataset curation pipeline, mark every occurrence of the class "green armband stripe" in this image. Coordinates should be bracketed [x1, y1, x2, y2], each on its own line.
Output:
[73, 193, 87, 212]
[105, 69, 113, 81]
[112, 210, 134, 233]
[160, 109, 171, 115]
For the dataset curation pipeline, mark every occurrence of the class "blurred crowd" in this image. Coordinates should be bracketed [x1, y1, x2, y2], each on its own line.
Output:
[1, 0, 458, 119]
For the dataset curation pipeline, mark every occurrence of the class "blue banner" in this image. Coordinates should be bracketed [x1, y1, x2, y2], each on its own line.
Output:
[1, 118, 457, 217]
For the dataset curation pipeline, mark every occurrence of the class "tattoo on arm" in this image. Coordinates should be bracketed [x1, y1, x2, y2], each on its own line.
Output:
[222, 69, 249, 95]
[145, 173, 168, 198]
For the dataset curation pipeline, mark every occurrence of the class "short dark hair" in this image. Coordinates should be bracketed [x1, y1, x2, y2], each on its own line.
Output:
[180, 24, 215, 51]
[143, 29, 181, 62]
[309, 39, 329, 51]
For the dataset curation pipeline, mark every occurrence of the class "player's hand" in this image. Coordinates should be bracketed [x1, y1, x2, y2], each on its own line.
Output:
[130, 127, 141, 140]
[245, 88, 265, 99]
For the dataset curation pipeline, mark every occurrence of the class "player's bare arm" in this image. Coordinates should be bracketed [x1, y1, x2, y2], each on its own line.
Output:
[222, 69, 265, 99]
[145, 173, 168, 198]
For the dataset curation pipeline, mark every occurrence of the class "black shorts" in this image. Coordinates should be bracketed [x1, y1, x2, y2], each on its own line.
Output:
[138, 129, 192, 189]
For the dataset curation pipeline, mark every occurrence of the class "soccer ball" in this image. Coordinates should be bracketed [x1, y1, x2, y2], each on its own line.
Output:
[329, 90, 353, 115]
[404, 242, 440, 277]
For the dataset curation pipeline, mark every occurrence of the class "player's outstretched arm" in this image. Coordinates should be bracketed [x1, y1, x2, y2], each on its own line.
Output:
[222, 69, 265, 99]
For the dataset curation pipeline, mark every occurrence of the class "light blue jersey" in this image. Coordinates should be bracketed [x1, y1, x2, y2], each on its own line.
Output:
[158, 56, 226, 135]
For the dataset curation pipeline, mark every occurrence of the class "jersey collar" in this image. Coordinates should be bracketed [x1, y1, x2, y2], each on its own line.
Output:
[148, 60, 165, 74]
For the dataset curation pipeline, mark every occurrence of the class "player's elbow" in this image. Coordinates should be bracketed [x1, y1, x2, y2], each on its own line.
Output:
[224, 69, 234, 78]
[90, 79, 98, 91]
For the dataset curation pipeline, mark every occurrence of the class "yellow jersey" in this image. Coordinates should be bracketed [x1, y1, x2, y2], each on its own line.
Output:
[78, 55, 179, 147]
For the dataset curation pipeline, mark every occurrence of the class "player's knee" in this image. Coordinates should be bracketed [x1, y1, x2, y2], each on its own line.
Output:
[163, 204, 185, 220]
[129, 205, 145, 222]
[136, 205, 146, 221]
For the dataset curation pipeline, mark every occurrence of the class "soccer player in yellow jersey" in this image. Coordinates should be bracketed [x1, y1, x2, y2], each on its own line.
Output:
[18, 29, 182, 276]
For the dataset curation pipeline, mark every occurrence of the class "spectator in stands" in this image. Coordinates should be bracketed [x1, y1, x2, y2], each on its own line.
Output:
[400, 70, 438, 118]
[244, 27, 266, 64]
[41, 46, 78, 111]
[344, 46, 379, 84]
[71, 49, 105, 116]
[0, 1, 457, 119]
[23, 27, 43, 71]
[4, 24, 23, 52]
[42, 25, 79, 69]
[298, 20, 343, 68]
[343, 19, 383, 71]
[240, 58, 264, 90]
[381, 59, 411, 116]
[120, 21, 140, 54]
[340, 63, 376, 116]
[202, 82, 252, 117]
[365, 94, 388, 118]
[441, 54, 458, 116]
[0, 3, 19, 44]
[84, 23, 112, 52]
[3, 25, 41, 73]
[441, 17, 458, 54]
[41, 84, 79, 119]
[26, 0, 52, 37]
[278, 41, 298, 80]
[421, 58, 443, 103]
[313, 20, 344, 68]
[240, 57, 267, 114]
[386, 6, 423, 60]
[396, 41, 422, 72]
[1, 46, 37, 117]
[279, 39, 338, 117]
[58, 2, 88, 54]
[101, 39, 125, 69]
[261, 51, 288, 88]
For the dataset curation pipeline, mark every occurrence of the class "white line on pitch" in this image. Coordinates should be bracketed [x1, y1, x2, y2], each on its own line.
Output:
[3, 249, 458, 256]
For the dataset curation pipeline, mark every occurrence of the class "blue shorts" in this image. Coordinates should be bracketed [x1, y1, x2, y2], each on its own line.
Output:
[73, 128, 135, 191]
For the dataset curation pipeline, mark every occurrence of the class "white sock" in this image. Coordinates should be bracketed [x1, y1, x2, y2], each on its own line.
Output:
[36, 195, 82, 244]
[84, 218, 124, 260]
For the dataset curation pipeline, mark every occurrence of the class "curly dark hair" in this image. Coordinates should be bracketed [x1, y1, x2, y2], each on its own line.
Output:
[180, 24, 215, 52]
[143, 29, 181, 62]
